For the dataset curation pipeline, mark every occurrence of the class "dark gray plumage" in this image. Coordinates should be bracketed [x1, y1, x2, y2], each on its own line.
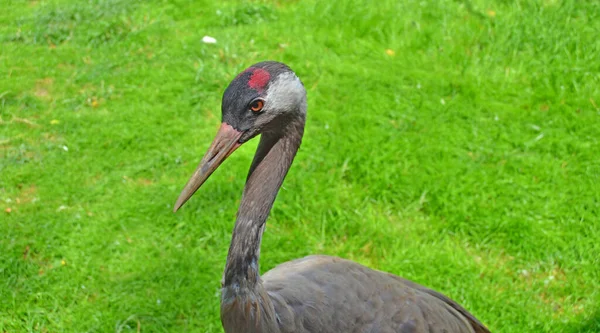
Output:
[173, 61, 490, 333]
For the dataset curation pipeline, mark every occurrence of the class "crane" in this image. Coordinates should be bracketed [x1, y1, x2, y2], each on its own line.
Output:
[173, 61, 490, 333]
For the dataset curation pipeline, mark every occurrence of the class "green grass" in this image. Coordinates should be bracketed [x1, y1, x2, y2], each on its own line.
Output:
[1, 0, 599, 331]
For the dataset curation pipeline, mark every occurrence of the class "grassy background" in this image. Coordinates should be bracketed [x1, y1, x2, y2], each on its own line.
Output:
[1, 0, 599, 332]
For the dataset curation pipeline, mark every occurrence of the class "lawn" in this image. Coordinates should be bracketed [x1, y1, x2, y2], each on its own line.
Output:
[1, 0, 599, 332]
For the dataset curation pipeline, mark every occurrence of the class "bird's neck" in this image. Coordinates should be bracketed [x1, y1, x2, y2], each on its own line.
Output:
[222, 115, 305, 291]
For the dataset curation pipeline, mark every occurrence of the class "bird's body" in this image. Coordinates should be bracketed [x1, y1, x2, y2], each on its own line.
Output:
[225, 255, 488, 333]
[174, 61, 490, 333]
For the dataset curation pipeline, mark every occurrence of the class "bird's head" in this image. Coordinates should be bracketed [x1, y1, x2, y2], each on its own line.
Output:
[222, 61, 306, 143]
[173, 61, 306, 212]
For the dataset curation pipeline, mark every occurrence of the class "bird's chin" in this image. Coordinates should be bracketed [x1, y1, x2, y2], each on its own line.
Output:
[239, 129, 260, 143]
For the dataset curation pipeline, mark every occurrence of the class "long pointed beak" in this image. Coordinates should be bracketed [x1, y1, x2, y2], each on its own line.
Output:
[173, 123, 243, 212]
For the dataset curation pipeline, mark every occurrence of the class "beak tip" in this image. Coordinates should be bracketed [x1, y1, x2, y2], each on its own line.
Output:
[173, 199, 185, 213]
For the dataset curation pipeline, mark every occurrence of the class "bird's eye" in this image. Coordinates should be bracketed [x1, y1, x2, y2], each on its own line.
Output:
[249, 99, 264, 113]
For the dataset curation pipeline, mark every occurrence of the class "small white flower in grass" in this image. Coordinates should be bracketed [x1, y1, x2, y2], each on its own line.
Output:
[202, 36, 217, 44]
[416, 83, 421, 89]
[157, 299, 161, 305]
[494, 115, 499, 121]
[440, 98, 446, 105]
[325, 123, 330, 130]
[62, 145, 68, 151]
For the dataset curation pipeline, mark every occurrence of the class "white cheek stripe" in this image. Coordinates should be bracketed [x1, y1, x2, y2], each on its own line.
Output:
[265, 72, 306, 114]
